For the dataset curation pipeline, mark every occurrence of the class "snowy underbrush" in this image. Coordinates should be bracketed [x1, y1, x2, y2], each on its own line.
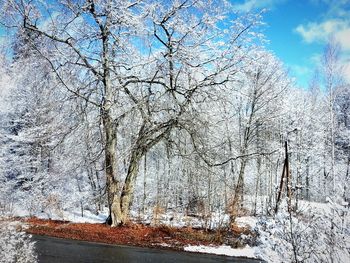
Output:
[130, 209, 231, 230]
[0, 219, 37, 263]
[4, 193, 349, 263]
[8, 203, 108, 224]
[255, 200, 350, 263]
[0, 188, 108, 224]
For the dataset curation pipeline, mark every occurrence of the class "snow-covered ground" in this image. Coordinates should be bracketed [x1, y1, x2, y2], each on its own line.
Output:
[60, 210, 107, 223]
[4, 198, 350, 263]
[9, 204, 108, 224]
[184, 244, 257, 259]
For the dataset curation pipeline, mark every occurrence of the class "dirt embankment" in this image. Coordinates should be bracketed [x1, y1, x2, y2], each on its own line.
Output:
[23, 217, 255, 250]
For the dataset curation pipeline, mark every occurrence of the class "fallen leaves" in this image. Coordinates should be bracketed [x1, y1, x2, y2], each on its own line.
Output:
[24, 217, 254, 251]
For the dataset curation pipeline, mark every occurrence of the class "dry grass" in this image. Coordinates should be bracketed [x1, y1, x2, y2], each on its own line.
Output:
[23, 217, 256, 250]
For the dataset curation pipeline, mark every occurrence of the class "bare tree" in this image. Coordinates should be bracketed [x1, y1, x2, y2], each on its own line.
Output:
[322, 38, 342, 196]
[228, 50, 290, 220]
[2, 0, 263, 226]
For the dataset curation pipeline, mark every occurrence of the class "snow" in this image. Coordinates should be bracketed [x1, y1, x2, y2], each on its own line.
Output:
[236, 216, 258, 228]
[129, 210, 230, 229]
[61, 210, 107, 224]
[4, 200, 350, 263]
[184, 244, 258, 259]
[254, 200, 350, 263]
[10, 204, 108, 224]
[0, 220, 37, 263]
[159, 243, 171, 247]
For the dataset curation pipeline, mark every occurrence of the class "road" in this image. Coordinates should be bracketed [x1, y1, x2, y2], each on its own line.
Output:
[33, 235, 264, 263]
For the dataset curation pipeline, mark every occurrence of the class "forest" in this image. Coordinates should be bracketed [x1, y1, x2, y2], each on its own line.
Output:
[0, 0, 349, 262]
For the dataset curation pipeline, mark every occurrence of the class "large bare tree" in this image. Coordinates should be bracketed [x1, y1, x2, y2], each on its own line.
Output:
[2, 0, 262, 226]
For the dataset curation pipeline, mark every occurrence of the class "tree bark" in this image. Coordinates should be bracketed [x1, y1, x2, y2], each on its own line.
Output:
[230, 156, 247, 222]
[103, 111, 123, 226]
[119, 149, 143, 223]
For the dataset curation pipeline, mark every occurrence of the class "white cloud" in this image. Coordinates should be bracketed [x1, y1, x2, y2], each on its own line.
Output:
[309, 0, 350, 18]
[339, 54, 350, 83]
[233, 0, 286, 12]
[310, 53, 322, 65]
[343, 61, 350, 83]
[295, 19, 342, 42]
[290, 64, 312, 76]
[295, 0, 350, 50]
[295, 19, 350, 51]
[335, 28, 350, 50]
[287, 64, 313, 87]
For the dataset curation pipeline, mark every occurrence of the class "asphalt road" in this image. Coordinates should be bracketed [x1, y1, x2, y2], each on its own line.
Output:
[33, 235, 264, 263]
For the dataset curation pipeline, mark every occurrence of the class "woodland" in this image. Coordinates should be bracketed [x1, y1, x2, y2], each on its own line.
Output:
[0, 1, 349, 262]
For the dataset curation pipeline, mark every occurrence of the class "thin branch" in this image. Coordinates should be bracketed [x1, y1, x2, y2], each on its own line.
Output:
[32, 46, 100, 107]
[23, 20, 102, 80]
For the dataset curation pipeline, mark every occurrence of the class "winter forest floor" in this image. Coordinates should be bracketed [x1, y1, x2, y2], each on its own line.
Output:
[2, 199, 349, 262]
[22, 217, 255, 252]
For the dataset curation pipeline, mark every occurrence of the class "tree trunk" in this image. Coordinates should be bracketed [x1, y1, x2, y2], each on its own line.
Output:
[254, 157, 261, 215]
[142, 153, 147, 216]
[230, 157, 247, 221]
[103, 112, 123, 226]
[119, 150, 143, 224]
[305, 157, 310, 201]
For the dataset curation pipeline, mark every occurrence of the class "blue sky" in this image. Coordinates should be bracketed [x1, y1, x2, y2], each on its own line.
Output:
[1, 0, 349, 88]
[233, 0, 350, 88]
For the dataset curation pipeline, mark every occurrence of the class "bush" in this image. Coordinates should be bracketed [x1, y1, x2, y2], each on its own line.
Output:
[0, 220, 37, 263]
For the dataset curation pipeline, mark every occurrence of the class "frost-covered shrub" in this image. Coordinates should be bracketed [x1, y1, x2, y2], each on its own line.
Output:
[0, 220, 37, 263]
[255, 200, 350, 263]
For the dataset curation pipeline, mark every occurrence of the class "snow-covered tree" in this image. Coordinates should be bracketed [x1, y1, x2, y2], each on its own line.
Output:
[1, 0, 264, 226]
[0, 221, 37, 263]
